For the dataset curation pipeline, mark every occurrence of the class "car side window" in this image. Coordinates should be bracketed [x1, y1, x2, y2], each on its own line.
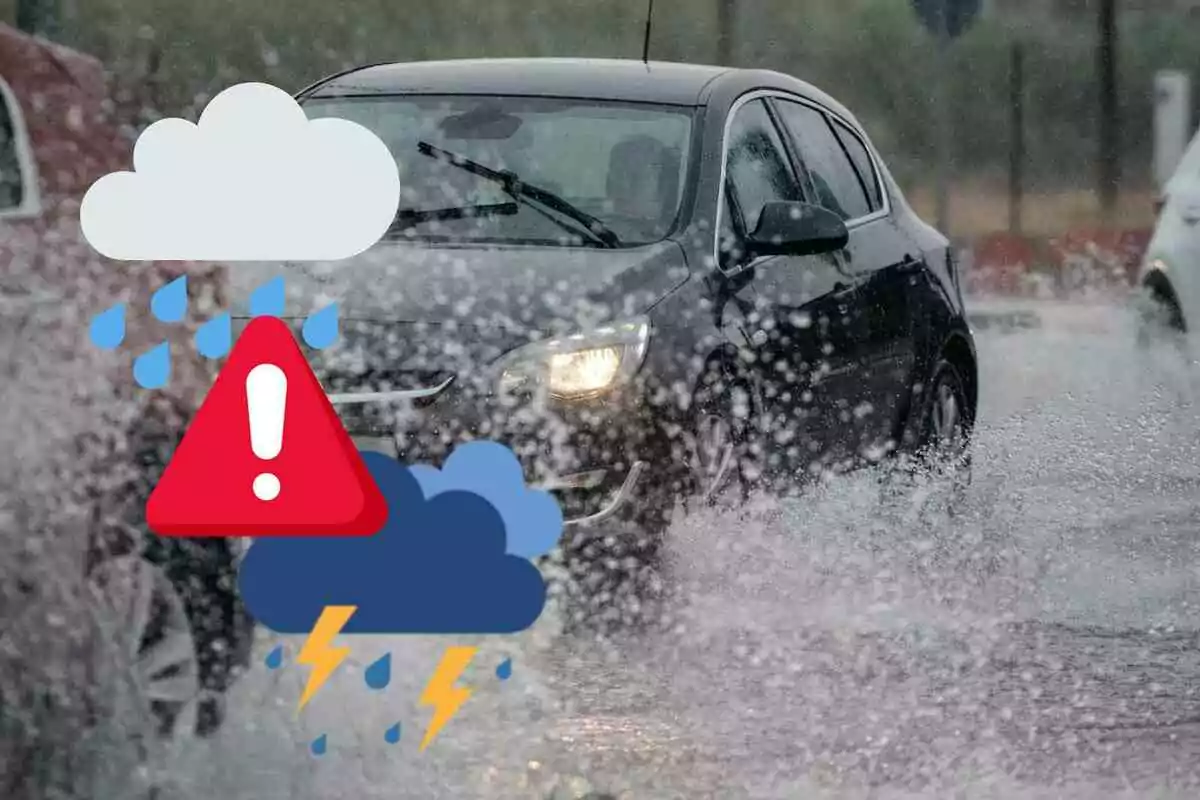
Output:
[0, 79, 25, 211]
[831, 119, 883, 212]
[723, 98, 801, 236]
[773, 99, 871, 221]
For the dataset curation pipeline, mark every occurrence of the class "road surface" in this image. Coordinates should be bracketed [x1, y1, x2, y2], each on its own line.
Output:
[158, 298, 1200, 799]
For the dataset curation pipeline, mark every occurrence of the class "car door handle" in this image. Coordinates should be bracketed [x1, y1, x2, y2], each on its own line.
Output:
[832, 281, 856, 298]
[1181, 206, 1200, 224]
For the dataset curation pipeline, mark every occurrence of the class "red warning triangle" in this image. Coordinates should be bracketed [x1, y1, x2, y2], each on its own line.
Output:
[147, 316, 387, 538]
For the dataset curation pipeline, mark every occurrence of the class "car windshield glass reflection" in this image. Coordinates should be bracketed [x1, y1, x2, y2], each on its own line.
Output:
[302, 95, 694, 248]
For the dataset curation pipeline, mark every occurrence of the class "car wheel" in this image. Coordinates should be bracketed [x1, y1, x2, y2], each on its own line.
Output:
[886, 359, 973, 526]
[685, 364, 763, 506]
[87, 555, 201, 744]
[1135, 280, 1187, 350]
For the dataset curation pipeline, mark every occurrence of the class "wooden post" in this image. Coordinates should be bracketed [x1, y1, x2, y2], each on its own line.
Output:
[1097, 0, 1119, 220]
[1008, 41, 1025, 235]
[716, 0, 735, 66]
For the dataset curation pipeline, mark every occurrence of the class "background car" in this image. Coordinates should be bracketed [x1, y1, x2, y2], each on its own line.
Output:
[1136, 124, 1200, 346]
[0, 22, 253, 770]
[225, 58, 979, 622]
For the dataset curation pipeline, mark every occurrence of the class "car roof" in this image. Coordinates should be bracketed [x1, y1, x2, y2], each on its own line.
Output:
[302, 58, 739, 106]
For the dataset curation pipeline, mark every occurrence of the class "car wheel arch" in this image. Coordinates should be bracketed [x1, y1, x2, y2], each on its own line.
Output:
[1141, 267, 1187, 332]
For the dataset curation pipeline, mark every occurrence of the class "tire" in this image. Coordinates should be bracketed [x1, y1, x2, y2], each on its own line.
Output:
[885, 359, 974, 525]
[87, 555, 201, 743]
[683, 360, 765, 506]
[88, 400, 255, 741]
[139, 536, 254, 737]
[1135, 280, 1187, 350]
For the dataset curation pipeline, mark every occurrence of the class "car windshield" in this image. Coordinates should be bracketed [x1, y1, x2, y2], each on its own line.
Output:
[301, 94, 695, 248]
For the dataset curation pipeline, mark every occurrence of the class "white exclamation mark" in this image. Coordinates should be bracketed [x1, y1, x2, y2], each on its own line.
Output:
[247, 363, 287, 501]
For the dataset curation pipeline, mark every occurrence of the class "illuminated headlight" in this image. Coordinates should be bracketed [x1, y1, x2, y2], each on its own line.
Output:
[497, 317, 651, 400]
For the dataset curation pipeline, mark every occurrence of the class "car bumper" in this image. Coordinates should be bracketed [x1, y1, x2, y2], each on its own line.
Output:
[336, 383, 669, 534]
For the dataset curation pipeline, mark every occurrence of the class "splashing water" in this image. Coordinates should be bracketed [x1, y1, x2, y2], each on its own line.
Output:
[151, 275, 188, 323]
[302, 303, 339, 349]
[364, 653, 391, 690]
[132, 342, 170, 389]
[384, 723, 402, 745]
[309, 735, 327, 757]
[195, 313, 232, 359]
[495, 658, 513, 681]
[88, 304, 126, 350]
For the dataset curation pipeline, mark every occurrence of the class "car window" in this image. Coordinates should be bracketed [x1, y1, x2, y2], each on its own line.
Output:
[0, 80, 26, 211]
[831, 119, 883, 212]
[302, 95, 694, 248]
[723, 98, 801, 235]
[773, 99, 871, 221]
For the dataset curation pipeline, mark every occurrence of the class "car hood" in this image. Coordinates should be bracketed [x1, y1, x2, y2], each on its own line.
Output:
[226, 238, 689, 388]
[232, 239, 685, 324]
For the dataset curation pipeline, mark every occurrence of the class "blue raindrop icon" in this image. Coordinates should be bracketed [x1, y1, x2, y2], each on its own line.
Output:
[384, 723, 401, 744]
[133, 342, 170, 389]
[496, 658, 513, 681]
[310, 734, 327, 756]
[364, 653, 391, 690]
[249, 276, 285, 318]
[150, 275, 188, 323]
[195, 313, 232, 359]
[265, 645, 283, 670]
[302, 303, 339, 350]
[89, 304, 126, 350]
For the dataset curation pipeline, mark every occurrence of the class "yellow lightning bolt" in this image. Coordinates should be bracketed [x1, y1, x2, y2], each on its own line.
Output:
[296, 605, 357, 711]
[418, 645, 479, 751]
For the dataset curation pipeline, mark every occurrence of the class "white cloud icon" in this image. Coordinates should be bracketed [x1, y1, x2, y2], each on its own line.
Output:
[80, 82, 400, 261]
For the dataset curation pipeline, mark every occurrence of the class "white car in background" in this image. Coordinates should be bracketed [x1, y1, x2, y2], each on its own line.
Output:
[1137, 127, 1200, 345]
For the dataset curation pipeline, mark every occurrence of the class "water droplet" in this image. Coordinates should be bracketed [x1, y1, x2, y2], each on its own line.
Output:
[195, 313, 232, 358]
[89, 304, 126, 350]
[133, 342, 170, 389]
[364, 653, 391, 690]
[302, 303, 339, 349]
[265, 645, 283, 670]
[249, 276, 285, 318]
[310, 734, 327, 756]
[384, 723, 401, 744]
[496, 658, 513, 681]
[150, 275, 188, 323]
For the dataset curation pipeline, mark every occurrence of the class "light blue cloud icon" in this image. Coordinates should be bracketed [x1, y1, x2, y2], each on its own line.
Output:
[407, 441, 564, 559]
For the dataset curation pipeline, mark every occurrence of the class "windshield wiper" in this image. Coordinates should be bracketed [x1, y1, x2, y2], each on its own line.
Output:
[416, 141, 622, 248]
[389, 201, 519, 232]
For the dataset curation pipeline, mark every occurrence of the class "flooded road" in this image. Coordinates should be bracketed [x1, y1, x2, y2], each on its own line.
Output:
[163, 300, 1200, 799]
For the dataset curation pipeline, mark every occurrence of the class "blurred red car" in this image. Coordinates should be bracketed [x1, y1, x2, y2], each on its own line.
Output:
[0, 23, 253, 780]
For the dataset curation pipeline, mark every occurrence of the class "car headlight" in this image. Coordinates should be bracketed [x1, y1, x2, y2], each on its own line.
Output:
[497, 317, 651, 400]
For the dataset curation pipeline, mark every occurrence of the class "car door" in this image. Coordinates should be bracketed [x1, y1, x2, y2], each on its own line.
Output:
[770, 98, 919, 463]
[716, 96, 861, 470]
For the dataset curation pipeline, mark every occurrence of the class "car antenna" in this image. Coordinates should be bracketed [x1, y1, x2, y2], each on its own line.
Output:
[641, 0, 655, 64]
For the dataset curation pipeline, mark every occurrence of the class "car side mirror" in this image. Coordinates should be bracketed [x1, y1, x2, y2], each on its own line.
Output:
[745, 201, 849, 258]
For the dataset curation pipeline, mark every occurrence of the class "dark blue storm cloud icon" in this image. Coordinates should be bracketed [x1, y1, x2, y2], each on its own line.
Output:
[237, 451, 549, 634]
